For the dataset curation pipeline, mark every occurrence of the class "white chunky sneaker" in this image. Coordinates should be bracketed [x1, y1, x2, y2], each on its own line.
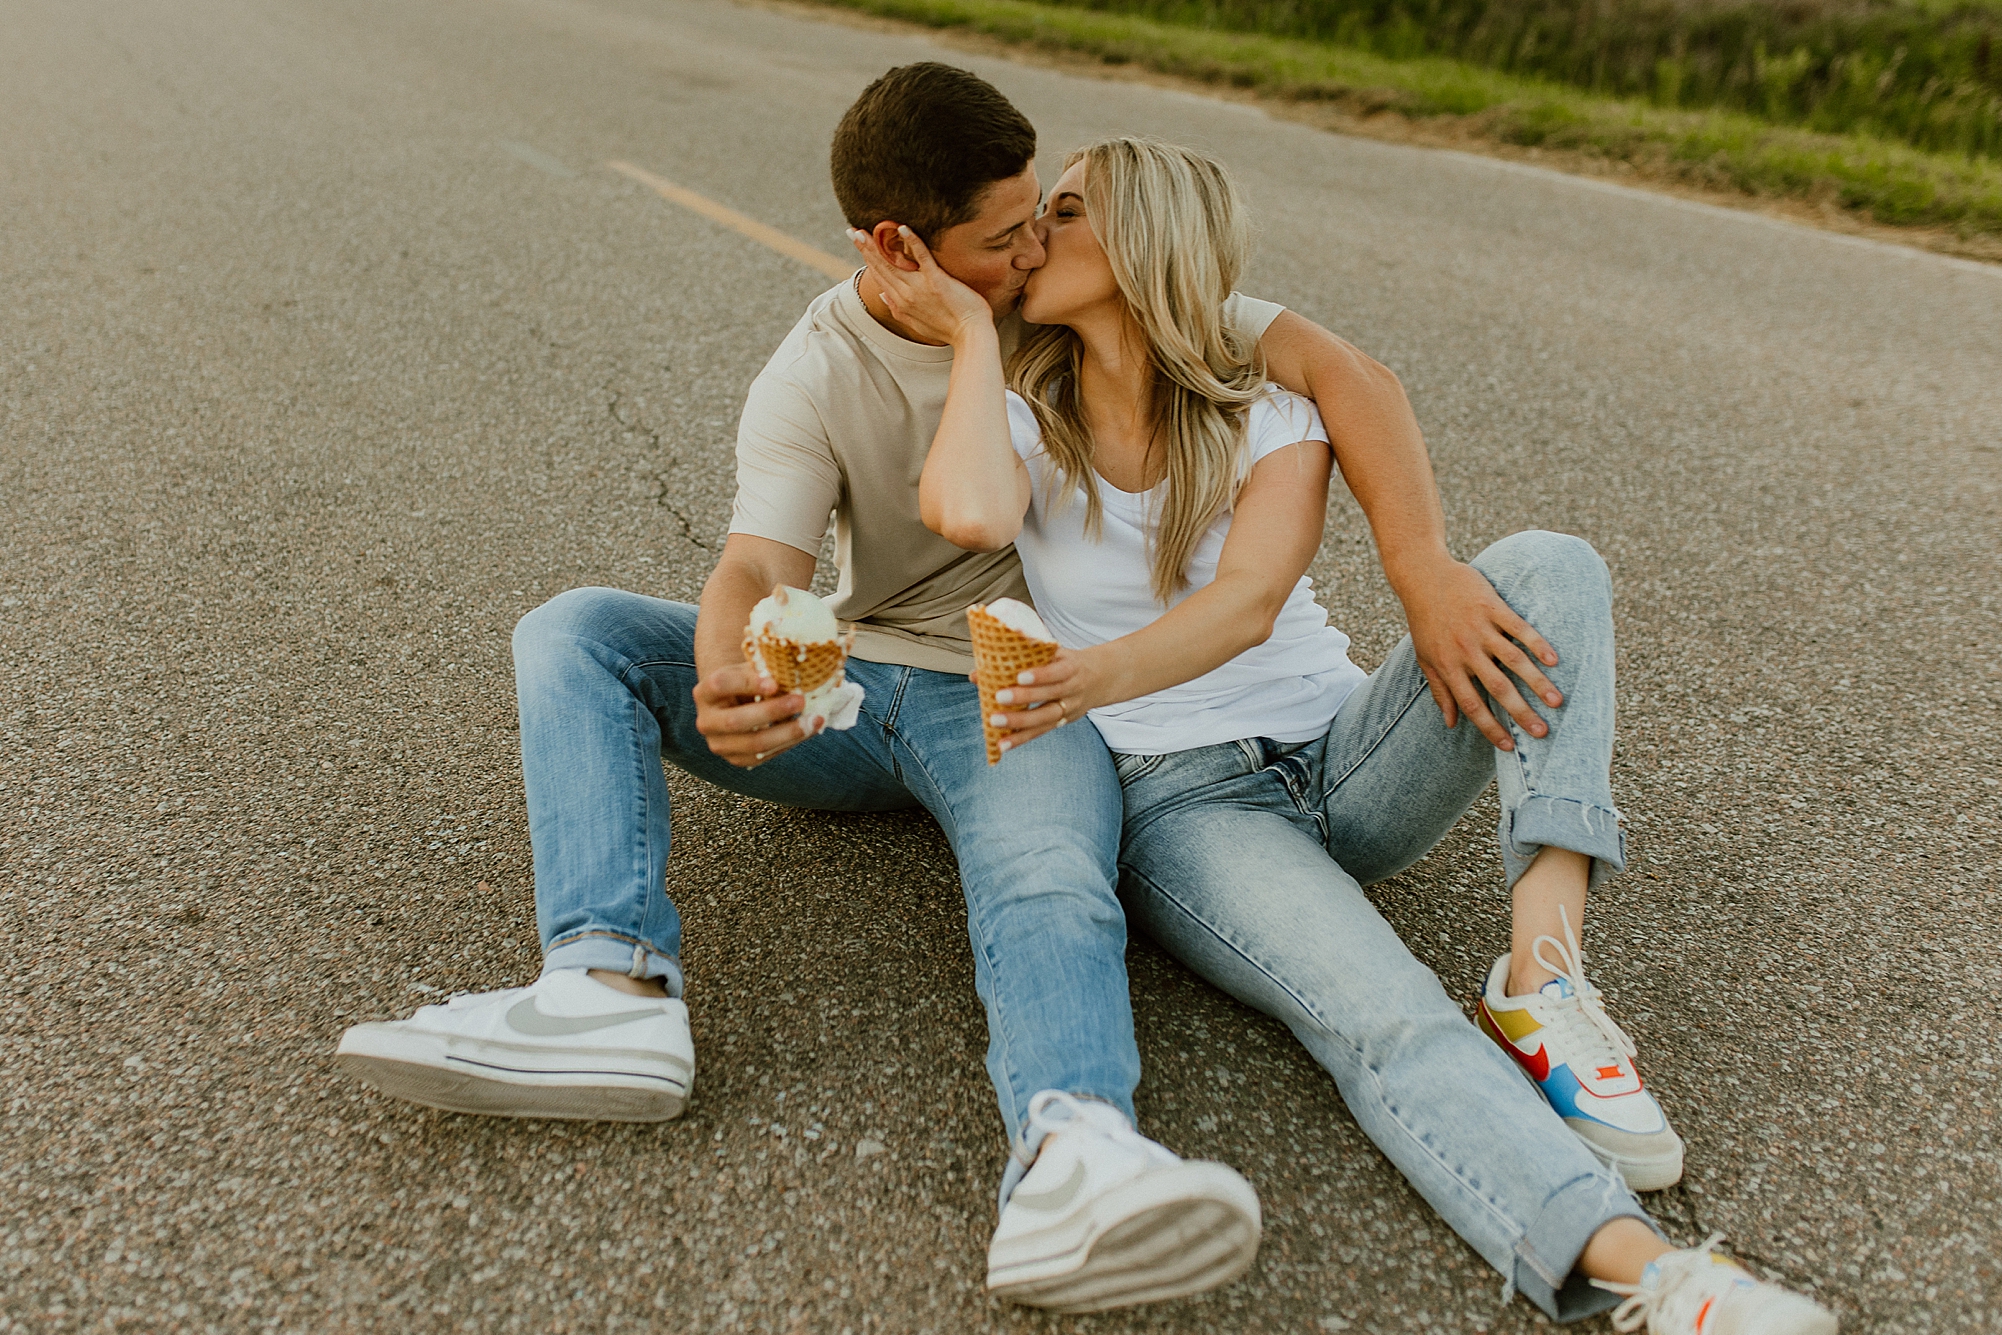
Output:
[1595, 1234, 1838, 1334]
[985, 1091, 1261, 1313]
[1477, 908, 1684, 1191]
[334, 969, 693, 1121]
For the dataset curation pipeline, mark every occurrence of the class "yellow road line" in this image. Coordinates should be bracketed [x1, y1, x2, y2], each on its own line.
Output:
[607, 160, 854, 282]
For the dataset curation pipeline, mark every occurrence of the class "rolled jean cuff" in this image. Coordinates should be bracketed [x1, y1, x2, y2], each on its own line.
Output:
[542, 931, 685, 998]
[1501, 795, 1626, 894]
[1511, 1170, 1661, 1321]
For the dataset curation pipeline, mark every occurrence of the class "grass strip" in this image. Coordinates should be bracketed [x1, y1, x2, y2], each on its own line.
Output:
[808, 0, 2002, 236]
[1004, 0, 2002, 161]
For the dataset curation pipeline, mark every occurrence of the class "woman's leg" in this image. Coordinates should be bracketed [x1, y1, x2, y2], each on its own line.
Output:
[1308, 530, 1681, 1192]
[1114, 743, 1654, 1322]
[1311, 530, 1625, 956]
[1467, 531, 1622, 995]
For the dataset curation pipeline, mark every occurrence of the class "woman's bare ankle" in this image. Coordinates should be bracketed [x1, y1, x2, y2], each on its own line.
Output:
[1579, 1217, 1670, 1286]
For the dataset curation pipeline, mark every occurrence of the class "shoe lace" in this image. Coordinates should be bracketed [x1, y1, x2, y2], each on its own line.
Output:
[1593, 1233, 1730, 1333]
[1530, 904, 1637, 1066]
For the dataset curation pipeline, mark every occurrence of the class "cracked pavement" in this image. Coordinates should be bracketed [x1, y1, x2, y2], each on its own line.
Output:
[2, 0, 1998, 1331]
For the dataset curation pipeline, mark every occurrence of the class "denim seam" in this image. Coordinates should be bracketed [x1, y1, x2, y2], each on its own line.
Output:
[1120, 862, 1528, 1245]
[1262, 747, 1319, 831]
[629, 688, 661, 946]
[876, 668, 917, 787]
[1316, 672, 1435, 807]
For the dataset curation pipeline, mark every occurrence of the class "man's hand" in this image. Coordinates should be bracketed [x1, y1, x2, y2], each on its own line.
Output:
[1399, 558, 1563, 752]
[692, 660, 821, 768]
[848, 225, 994, 348]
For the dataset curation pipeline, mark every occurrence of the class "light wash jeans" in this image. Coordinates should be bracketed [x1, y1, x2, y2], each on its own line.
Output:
[1112, 531, 1653, 1321]
[510, 590, 1137, 1155]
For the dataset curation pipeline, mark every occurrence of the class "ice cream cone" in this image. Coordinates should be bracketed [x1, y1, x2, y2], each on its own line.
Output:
[741, 584, 866, 732]
[967, 603, 1060, 765]
[743, 626, 850, 699]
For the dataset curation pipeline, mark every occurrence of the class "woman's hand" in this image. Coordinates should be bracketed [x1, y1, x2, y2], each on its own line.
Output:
[848, 225, 994, 349]
[983, 647, 1118, 754]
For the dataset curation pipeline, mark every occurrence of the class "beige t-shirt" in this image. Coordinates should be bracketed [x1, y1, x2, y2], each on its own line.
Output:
[729, 279, 1285, 674]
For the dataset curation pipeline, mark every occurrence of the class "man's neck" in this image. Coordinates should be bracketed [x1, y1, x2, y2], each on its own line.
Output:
[855, 271, 947, 347]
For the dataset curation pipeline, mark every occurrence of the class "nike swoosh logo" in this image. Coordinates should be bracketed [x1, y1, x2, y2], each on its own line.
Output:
[1479, 1002, 1550, 1081]
[505, 997, 664, 1037]
[1009, 1161, 1086, 1214]
[1515, 1042, 1552, 1082]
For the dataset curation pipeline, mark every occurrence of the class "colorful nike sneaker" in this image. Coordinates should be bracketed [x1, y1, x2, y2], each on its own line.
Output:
[1476, 910, 1683, 1191]
[334, 968, 692, 1121]
[1594, 1233, 1838, 1334]
[986, 1091, 1261, 1313]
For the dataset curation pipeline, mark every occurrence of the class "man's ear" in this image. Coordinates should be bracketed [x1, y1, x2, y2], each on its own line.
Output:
[870, 221, 921, 272]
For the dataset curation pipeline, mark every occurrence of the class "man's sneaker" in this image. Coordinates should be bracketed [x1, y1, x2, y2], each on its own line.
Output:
[1476, 908, 1684, 1191]
[1594, 1234, 1838, 1334]
[985, 1091, 1261, 1313]
[333, 968, 693, 1121]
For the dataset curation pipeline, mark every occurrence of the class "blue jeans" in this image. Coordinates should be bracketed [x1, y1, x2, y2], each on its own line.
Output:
[510, 589, 1137, 1154]
[1113, 532, 1651, 1321]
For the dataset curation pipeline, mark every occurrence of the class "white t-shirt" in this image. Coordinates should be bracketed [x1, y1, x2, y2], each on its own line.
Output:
[1006, 387, 1367, 755]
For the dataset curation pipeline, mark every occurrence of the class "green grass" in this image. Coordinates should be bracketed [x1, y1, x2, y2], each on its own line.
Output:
[1011, 0, 2002, 162]
[812, 0, 2002, 235]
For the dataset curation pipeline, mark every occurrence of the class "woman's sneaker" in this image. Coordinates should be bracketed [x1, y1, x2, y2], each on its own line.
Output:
[334, 968, 693, 1121]
[1594, 1234, 1838, 1334]
[986, 1091, 1261, 1313]
[1476, 909, 1684, 1191]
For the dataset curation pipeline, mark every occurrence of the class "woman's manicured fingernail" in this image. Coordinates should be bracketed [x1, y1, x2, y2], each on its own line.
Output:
[995, 690, 1014, 704]
[998, 740, 1011, 753]
[1017, 671, 1035, 685]
[990, 714, 1008, 728]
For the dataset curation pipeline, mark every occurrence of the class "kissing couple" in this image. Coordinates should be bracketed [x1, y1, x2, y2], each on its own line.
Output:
[336, 61, 1837, 1332]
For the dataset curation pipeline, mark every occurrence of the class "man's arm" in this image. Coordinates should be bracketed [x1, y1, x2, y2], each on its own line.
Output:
[690, 533, 822, 767]
[1257, 310, 1562, 750]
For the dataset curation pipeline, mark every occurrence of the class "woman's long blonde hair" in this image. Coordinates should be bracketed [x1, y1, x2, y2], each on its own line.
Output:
[1008, 137, 1266, 603]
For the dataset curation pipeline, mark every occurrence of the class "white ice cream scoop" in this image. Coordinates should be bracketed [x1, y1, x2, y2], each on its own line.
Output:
[742, 585, 864, 731]
[748, 585, 840, 643]
[982, 597, 1055, 642]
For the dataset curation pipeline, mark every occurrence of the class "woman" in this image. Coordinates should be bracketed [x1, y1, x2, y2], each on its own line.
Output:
[854, 137, 1836, 1332]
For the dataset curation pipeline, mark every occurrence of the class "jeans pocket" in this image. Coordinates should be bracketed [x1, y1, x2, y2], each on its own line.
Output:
[1110, 751, 1163, 785]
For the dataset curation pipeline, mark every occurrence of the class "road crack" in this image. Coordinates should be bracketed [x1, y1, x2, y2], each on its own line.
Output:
[605, 376, 714, 553]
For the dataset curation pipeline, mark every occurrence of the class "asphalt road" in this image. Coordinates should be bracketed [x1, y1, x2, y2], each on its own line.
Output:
[3, 0, 1998, 1330]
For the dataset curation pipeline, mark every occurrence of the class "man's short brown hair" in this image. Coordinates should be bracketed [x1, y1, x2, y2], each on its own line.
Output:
[830, 63, 1037, 243]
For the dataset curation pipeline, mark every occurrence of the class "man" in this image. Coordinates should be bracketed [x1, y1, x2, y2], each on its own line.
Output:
[334, 62, 1574, 1313]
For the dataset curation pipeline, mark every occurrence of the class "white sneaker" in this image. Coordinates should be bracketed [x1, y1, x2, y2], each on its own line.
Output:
[333, 969, 693, 1121]
[1595, 1234, 1838, 1334]
[985, 1091, 1261, 1313]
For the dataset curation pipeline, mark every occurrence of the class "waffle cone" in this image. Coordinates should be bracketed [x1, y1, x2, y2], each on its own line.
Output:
[744, 629, 849, 698]
[967, 604, 1060, 765]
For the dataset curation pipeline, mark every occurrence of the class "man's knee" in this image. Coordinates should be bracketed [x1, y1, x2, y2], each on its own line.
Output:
[1472, 529, 1609, 604]
[512, 588, 695, 673]
[515, 587, 626, 657]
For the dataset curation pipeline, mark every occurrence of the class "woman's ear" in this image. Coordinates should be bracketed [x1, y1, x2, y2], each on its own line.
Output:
[872, 221, 921, 272]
